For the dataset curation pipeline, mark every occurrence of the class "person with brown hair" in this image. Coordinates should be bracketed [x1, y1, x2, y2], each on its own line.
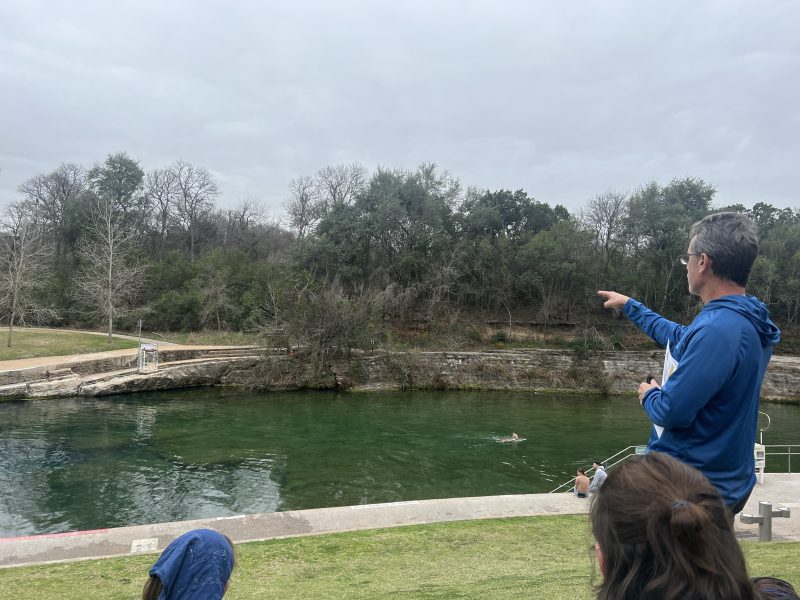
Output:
[590, 452, 798, 600]
[574, 468, 590, 498]
[142, 528, 235, 600]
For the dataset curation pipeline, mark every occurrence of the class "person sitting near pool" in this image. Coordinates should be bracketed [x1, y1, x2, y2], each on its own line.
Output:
[588, 461, 607, 493]
[143, 528, 235, 600]
[574, 468, 590, 498]
[590, 451, 799, 600]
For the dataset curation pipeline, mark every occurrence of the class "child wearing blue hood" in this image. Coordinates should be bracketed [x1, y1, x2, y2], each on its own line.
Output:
[143, 529, 235, 600]
[598, 212, 780, 515]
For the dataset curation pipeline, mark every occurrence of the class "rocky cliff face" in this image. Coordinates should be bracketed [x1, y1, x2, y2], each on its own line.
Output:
[1, 349, 798, 402]
[230, 349, 800, 403]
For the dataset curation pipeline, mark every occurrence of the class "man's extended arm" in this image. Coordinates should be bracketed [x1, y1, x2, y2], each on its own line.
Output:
[597, 290, 686, 348]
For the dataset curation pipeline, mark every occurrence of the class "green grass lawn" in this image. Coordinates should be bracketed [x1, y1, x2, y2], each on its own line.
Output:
[1, 516, 797, 599]
[0, 329, 139, 361]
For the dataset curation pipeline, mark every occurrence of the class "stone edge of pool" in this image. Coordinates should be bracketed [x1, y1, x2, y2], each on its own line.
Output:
[2, 475, 799, 569]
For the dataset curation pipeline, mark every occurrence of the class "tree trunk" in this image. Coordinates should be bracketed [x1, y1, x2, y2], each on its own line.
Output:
[8, 285, 18, 348]
[160, 214, 168, 260]
[7, 314, 14, 348]
[108, 232, 114, 343]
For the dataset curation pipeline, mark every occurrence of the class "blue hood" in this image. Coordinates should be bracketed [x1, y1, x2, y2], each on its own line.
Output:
[704, 295, 781, 348]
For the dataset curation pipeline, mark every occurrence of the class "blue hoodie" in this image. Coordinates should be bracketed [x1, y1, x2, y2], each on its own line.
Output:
[623, 295, 781, 508]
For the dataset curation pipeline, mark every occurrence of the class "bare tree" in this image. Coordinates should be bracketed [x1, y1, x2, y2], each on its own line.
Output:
[74, 196, 146, 342]
[419, 243, 461, 325]
[196, 268, 236, 330]
[18, 163, 85, 258]
[581, 190, 628, 284]
[315, 163, 366, 208]
[144, 168, 179, 258]
[0, 202, 57, 347]
[218, 197, 265, 251]
[173, 160, 218, 260]
[284, 176, 320, 239]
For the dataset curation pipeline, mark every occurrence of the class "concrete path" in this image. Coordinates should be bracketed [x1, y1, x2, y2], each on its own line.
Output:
[0, 327, 176, 373]
[0, 340, 254, 373]
[2, 474, 798, 569]
[0, 344, 256, 370]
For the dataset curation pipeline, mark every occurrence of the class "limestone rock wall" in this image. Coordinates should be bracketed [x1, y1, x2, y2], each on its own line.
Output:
[0, 357, 261, 400]
[320, 350, 800, 401]
[2, 348, 798, 402]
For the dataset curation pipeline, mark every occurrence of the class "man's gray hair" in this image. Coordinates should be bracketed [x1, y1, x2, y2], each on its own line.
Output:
[689, 212, 758, 286]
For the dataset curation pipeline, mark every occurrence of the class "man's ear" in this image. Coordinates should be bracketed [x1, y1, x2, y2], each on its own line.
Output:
[595, 542, 606, 576]
[698, 253, 712, 273]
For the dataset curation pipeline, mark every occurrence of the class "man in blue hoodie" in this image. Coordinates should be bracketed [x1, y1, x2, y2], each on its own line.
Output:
[597, 212, 780, 514]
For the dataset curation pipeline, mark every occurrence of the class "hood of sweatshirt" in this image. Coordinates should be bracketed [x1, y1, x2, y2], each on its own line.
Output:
[704, 295, 781, 348]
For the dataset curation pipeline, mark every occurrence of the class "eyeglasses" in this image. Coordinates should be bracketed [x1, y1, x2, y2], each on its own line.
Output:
[679, 253, 703, 266]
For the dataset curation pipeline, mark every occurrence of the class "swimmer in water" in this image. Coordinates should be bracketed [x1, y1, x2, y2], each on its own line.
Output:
[500, 433, 520, 442]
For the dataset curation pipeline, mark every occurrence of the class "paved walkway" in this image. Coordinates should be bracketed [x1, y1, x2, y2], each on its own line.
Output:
[1, 474, 797, 569]
[0, 330, 257, 373]
[0, 328, 176, 372]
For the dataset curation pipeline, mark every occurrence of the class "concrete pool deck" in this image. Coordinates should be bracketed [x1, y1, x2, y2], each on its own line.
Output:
[2, 473, 798, 568]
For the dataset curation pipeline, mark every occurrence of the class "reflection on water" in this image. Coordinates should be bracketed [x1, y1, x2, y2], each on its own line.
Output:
[0, 389, 797, 536]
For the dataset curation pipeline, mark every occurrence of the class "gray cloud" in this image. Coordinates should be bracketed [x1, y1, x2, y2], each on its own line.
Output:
[1, 0, 798, 218]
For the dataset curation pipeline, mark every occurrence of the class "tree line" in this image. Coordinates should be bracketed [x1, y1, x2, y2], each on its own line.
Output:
[1, 153, 798, 355]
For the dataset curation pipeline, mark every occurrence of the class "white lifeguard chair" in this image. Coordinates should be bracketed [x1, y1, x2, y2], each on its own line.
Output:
[138, 343, 159, 373]
[754, 443, 766, 485]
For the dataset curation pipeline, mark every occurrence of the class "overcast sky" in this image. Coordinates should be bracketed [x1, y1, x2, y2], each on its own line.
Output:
[2, 0, 798, 219]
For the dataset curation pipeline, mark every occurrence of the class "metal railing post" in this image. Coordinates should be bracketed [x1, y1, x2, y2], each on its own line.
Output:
[760, 501, 772, 542]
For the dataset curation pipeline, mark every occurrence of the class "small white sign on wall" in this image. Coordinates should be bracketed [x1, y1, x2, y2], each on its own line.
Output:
[131, 538, 159, 553]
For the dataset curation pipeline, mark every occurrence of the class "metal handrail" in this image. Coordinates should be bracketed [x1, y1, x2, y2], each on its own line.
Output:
[549, 445, 642, 493]
[549, 444, 798, 494]
[763, 445, 798, 473]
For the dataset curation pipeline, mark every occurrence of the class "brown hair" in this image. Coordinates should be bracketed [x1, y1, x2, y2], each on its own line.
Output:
[142, 575, 163, 600]
[590, 452, 755, 600]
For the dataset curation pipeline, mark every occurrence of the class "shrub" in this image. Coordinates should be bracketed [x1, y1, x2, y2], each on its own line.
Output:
[491, 330, 509, 343]
[148, 290, 202, 331]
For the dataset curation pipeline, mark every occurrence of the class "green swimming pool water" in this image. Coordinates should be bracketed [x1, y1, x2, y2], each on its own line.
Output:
[0, 388, 796, 536]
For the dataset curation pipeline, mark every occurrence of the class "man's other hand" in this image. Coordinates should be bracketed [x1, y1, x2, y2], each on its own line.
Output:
[638, 380, 660, 405]
[597, 290, 630, 310]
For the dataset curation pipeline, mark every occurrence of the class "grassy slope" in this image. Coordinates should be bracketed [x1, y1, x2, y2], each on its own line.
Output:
[153, 330, 268, 346]
[0, 329, 138, 361]
[1, 516, 797, 600]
